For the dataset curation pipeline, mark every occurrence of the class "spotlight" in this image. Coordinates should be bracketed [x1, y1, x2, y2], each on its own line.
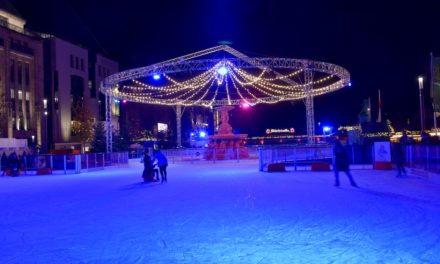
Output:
[199, 131, 207, 138]
[153, 74, 161, 80]
[217, 66, 228, 76]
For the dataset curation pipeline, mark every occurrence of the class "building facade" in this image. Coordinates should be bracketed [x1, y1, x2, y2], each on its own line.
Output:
[0, 2, 119, 152]
[43, 36, 119, 150]
[0, 7, 44, 147]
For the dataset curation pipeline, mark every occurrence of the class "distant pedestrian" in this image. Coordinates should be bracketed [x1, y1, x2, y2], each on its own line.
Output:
[153, 149, 168, 183]
[420, 131, 430, 145]
[1, 152, 8, 176]
[333, 137, 358, 187]
[395, 131, 408, 177]
[8, 152, 19, 176]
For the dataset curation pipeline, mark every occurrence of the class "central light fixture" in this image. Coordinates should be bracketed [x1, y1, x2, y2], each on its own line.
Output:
[217, 66, 228, 76]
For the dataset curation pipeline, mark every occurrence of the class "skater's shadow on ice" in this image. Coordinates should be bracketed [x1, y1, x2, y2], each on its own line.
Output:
[357, 187, 440, 207]
[120, 181, 161, 190]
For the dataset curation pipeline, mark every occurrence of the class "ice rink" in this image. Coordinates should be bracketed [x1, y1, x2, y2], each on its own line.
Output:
[1, 160, 439, 264]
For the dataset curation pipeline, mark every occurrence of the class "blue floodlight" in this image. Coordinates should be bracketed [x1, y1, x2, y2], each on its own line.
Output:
[323, 126, 331, 132]
[190, 132, 195, 137]
[199, 131, 207, 138]
[153, 74, 161, 80]
[217, 66, 228, 75]
[348, 82, 352, 87]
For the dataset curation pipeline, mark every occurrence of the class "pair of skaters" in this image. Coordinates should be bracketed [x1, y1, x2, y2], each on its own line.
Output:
[142, 149, 168, 183]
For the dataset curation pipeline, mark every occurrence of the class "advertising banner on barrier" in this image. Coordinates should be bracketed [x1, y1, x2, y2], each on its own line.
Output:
[374, 141, 391, 162]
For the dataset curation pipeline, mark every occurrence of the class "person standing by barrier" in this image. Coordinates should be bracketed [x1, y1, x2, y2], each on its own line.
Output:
[8, 152, 19, 176]
[153, 149, 168, 183]
[333, 137, 358, 187]
[1, 152, 8, 176]
[395, 131, 408, 177]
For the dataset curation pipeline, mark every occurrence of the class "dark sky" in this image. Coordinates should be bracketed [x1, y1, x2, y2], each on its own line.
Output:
[9, 0, 440, 135]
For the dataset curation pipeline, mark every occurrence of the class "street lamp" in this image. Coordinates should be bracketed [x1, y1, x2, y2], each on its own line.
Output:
[44, 110, 48, 152]
[418, 76, 425, 132]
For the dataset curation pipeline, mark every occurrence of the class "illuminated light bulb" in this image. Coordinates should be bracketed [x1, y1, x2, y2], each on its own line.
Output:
[153, 74, 161, 80]
[217, 66, 228, 75]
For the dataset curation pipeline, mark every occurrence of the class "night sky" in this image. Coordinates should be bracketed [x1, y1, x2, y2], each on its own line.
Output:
[9, 0, 440, 135]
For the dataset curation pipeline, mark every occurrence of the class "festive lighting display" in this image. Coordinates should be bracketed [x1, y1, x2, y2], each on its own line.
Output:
[101, 45, 351, 152]
[101, 46, 351, 108]
[153, 74, 161, 80]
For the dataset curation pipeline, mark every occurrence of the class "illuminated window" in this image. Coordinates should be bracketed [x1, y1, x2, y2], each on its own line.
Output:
[18, 90, 22, 100]
[25, 92, 30, 101]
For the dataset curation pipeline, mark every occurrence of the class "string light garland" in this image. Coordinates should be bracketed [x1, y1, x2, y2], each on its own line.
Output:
[102, 47, 350, 107]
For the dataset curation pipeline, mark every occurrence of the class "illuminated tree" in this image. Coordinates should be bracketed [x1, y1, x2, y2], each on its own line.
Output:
[71, 101, 95, 146]
[91, 122, 106, 153]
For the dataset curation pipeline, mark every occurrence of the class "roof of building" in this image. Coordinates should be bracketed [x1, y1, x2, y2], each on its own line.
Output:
[0, 0, 23, 19]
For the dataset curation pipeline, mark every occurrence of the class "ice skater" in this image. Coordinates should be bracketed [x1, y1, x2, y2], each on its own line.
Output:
[395, 131, 408, 177]
[153, 149, 168, 183]
[333, 137, 358, 187]
[142, 149, 154, 182]
[152, 158, 160, 181]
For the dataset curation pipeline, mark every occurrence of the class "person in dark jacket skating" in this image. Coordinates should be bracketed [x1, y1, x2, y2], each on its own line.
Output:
[395, 131, 408, 177]
[142, 149, 154, 182]
[153, 149, 168, 183]
[333, 137, 358, 187]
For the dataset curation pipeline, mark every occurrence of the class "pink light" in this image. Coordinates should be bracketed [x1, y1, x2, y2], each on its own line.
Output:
[122, 100, 127, 104]
[241, 103, 250, 108]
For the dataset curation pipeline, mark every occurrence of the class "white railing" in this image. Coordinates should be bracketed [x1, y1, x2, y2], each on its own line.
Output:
[407, 145, 440, 174]
[1, 152, 129, 176]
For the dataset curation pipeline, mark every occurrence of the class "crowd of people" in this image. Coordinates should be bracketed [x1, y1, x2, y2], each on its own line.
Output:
[1, 151, 27, 177]
[141, 149, 168, 183]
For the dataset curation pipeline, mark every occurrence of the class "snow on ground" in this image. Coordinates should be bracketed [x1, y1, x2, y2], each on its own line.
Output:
[1, 160, 440, 264]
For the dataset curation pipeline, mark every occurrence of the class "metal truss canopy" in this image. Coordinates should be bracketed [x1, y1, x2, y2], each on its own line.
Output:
[101, 45, 351, 152]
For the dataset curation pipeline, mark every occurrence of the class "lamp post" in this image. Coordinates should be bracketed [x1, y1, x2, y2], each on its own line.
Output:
[418, 76, 425, 132]
[42, 98, 48, 153]
[44, 110, 48, 152]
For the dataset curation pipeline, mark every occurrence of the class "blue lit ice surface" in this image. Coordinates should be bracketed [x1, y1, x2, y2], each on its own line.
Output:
[1, 161, 439, 263]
